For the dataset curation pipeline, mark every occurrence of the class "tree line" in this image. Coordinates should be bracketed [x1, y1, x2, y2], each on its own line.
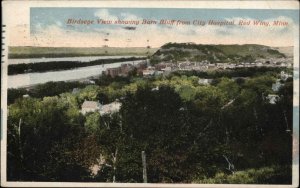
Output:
[7, 67, 293, 183]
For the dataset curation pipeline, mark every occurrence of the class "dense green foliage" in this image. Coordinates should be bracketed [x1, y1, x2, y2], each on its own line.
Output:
[8, 81, 87, 104]
[194, 165, 291, 184]
[8, 57, 145, 75]
[171, 67, 286, 79]
[7, 67, 293, 183]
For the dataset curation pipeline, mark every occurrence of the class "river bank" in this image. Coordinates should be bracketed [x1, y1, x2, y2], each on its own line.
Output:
[8, 60, 146, 88]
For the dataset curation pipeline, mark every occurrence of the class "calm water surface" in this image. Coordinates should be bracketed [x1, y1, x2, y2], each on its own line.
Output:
[8, 58, 145, 88]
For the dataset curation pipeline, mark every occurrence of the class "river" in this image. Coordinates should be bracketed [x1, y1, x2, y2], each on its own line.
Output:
[8, 56, 144, 64]
[8, 59, 146, 88]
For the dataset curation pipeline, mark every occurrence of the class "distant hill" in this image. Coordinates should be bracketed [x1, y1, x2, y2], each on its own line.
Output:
[8, 46, 158, 58]
[150, 43, 287, 64]
[274, 46, 293, 58]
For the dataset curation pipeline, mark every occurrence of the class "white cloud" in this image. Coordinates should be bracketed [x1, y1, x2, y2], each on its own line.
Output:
[13, 14, 297, 48]
[55, 21, 62, 27]
[94, 9, 118, 21]
[120, 12, 140, 20]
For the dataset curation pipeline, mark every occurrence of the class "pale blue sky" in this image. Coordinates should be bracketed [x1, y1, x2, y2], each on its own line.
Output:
[29, 8, 299, 47]
[31, 8, 299, 32]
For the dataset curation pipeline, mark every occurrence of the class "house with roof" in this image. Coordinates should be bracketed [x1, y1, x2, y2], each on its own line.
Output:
[272, 79, 283, 92]
[81, 101, 101, 115]
[280, 71, 292, 81]
[105, 67, 122, 78]
[266, 94, 280, 104]
[198, 78, 213, 85]
[119, 64, 134, 76]
[99, 101, 121, 115]
[72, 88, 80, 94]
[23, 94, 30, 98]
[142, 66, 156, 76]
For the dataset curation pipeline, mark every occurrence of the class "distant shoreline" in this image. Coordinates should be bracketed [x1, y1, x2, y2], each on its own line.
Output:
[17, 75, 100, 90]
[8, 46, 158, 59]
[8, 57, 146, 75]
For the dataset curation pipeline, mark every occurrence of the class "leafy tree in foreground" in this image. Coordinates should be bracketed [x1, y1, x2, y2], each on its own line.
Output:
[6, 68, 293, 183]
[7, 97, 89, 181]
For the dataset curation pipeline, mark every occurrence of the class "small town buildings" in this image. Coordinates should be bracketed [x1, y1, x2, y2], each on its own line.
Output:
[72, 88, 80, 94]
[155, 63, 167, 71]
[272, 79, 283, 92]
[105, 63, 144, 77]
[161, 66, 172, 72]
[137, 62, 148, 69]
[99, 101, 121, 115]
[142, 66, 156, 76]
[81, 100, 121, 115]
[22, 94, 30, 98]
[228, 64, 236, 69]
[256, 62, 263, 67]
[105, 67, 122, 78]
[151, 86, 159, 91]
[80, 79, 96, 84]
[280, 63, 286, 67]
[266, 94, 280, 104]
[155, 71, 164, 75]
[207, 64, 216, 69]
[216, 63, 226, 69]
[198, 78, 213, 85]
[81, 101, 101, 115]
[142, 69, 155, 76]
[119, 64, 134, 76]
[280, 71, 292, 81]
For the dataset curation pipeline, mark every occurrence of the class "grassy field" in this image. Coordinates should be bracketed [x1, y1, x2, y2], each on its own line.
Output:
[9, 46, 158, 58]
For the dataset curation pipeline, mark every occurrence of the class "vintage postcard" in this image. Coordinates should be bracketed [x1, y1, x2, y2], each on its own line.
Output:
[1, 0, 299, 187]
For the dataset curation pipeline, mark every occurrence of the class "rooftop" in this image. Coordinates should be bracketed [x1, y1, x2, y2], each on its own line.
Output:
[82, 101, 100, 109]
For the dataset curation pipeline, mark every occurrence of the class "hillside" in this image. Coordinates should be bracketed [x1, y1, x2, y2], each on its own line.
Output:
[150, 43, 286, 64]
[9, 46, 158, 58]
[274, 46, 293, 58]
